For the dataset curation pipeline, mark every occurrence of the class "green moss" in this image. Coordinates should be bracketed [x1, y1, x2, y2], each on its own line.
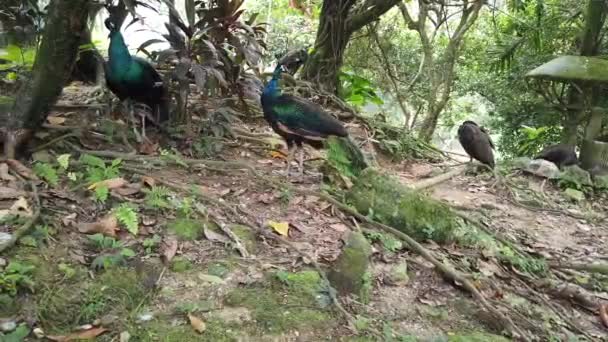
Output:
[228, 224, 257, 252]
[348, 168, 464, 243]
[328, 232, 372, 298]
[224, 270, 334, 334]
[207, 261, 233, 278]
[168, 218, 204, 240]
[171, 256, 193, 273]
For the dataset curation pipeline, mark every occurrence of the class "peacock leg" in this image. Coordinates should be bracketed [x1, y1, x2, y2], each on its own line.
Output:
[285, 143, 295, 176]
[141, 113, 147, 140]
[298, 145, 305, 176]
[128, 100, 142, 143]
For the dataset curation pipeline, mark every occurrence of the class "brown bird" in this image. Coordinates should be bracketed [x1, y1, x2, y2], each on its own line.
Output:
[458, 120, 495, 168]
[535, 144, 577, 169]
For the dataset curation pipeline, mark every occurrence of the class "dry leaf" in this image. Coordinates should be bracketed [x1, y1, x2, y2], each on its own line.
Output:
[138, 141, 159, 155]
[188, 313, 206, 333]
[0, 197, 33, 220]
[0, 186, 26, 200]
[47, 116, 67, 125]
[88, 177, 127, 190]
[268, 221, 289, 236]
[161, 236, 178, 265]
[46, 327, 108, 341]
[0, 163, 16, 181]
[62, 213, 77, 227]
[141, 176, 156, 188]
[203, 227, 230, 243]
[6, 159, 39, 180]
[270, 150, 287, 159]
[113, 183, 142, 196]
[77, 215, 119, 237]
[329, 223, 348, 232]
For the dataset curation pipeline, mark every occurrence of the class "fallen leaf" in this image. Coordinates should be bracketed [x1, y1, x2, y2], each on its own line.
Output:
[62, 213, 77, 227]
[0, 163, 16, 181]
[141, 176, 156, 188]
[113, 183, 142, 196]
[330, 223, 348, 232]
[268, 221, 289, 236]
[0, 186, 26, 200]
[160, 236, 178, 265]
[0, 197, 33, 220]
[46, 327, 108, 341]
[88, 177, 127, 190]
[47, 116, 67, 125]
[188, 313, 206, 333]
[6, 159, 39, 180]
[203, 227, 230, 243]
[138, 141, 159, 155]
[270, 150, 287, 159]
[120, 331, 131, 342]
[77, 215, 119, 237]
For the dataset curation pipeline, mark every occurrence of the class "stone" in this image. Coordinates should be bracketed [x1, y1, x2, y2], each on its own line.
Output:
[524, 159, 560, 179]
[328, 232, 372, 296]
[0, 232, 12, 251]
[0, 319, 16, 332]
[559, 165, 592, 186]
[385, 262, 410, 286]
[564, 188, 585, 202]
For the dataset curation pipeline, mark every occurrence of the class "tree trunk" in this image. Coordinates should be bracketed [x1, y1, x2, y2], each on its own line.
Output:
[562, 0, 606, 146]
[0, 0, 91, 158]
[301, 0, 400, 94]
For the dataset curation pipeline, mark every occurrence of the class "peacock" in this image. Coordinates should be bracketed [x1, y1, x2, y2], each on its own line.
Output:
[535, 144, 578, 169]
[104, 17, 169, 140]
[261, 64, 364, 176]
[457, 120, 495, 169]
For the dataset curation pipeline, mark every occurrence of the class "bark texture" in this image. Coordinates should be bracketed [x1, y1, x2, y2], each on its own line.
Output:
[0, 0, 91, 157]
[301, 0, 400, 94]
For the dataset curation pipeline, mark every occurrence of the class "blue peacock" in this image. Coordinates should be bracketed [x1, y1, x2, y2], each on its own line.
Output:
[104, 17, 169, 139]
[261, 64, 366, 176]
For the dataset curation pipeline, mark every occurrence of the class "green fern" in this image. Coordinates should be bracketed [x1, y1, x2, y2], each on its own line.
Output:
[33, 162, 59, 186]
[144, 186, 172, 209]
[113, 203, 139, 235]
[56, 154, 71, 170]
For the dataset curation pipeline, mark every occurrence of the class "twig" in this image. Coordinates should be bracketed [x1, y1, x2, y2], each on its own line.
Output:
[0, 182, 41, 253]
[218, 222, 250, 258]
[410, 165, 466, 190]
[30, 132, 80, 152]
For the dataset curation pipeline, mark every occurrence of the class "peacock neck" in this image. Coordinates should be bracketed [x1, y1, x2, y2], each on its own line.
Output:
[263, 69, 282, 99]
[108, 31, 132, 73]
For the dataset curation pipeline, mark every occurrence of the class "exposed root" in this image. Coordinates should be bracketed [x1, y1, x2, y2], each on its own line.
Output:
[0, 182, 41, 253]
[549, 262, 608, 276]
[410, 165, 466, 190]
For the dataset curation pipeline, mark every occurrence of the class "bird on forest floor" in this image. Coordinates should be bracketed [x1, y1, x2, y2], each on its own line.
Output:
[103, 17, 169, 141]
[261, 64, 364, 177]
[457, 120, 495, 169]
[535, 144, 578, 169]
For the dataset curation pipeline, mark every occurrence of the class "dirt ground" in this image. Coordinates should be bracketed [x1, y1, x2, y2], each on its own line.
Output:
[1, 84, 607, 341]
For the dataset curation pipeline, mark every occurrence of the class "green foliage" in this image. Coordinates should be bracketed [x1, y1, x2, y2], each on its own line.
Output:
[113, 203, 139, 235]
[364, 231, 403, 253]
[168, 218, 203, 241]
[0, 261, 35, 296]
[79, 154, 122, 202]
[0, 324, 30, 342]
[143, 234, 161, 254]
[144, 185, 172, 209]
[517, 125, 561, 157]
[33, 162, 59, 186]
[497, 246, 547, 275]
[339, 71, 384, 107]
[88, 234, 136, 270]
[0, 45, 36, 70]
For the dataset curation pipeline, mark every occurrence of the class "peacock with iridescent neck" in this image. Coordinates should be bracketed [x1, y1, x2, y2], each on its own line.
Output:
[104, 17, 169, 139]
[261, 64, 367, 177]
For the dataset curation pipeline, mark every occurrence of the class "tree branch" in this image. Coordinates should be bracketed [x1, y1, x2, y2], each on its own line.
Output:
[346, 0, 401, 34]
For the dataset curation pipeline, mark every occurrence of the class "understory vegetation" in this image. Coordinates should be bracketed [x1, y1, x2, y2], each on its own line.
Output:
[1, 0, 608, 341]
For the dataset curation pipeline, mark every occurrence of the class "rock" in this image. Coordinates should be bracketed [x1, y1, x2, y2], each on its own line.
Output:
[594, 174, 608, 189]
[136, 312, 154, 323]
[0, 257, 6, 268]
[385, 262, 409, 286]
[32, 150, 52, 163]
[559, 165, 592, 186]
[564, 188, 585, 202]
[0, 232, 12, 250]
[33, 327, 45, 338]
[328, 232, 372, 296]
[197, 273, 225, 284]
[524, 159, 560, 179]
[0, 319, 17, 332]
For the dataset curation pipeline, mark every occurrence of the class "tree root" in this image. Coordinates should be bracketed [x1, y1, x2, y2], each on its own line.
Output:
[410, 165, 466, 190]
[549, 261, 608, 276]
[0, 182, 41, 253]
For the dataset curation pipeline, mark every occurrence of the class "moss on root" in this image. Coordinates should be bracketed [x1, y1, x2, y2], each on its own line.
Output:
[347, 168, 465, 243]
[224, 270, 334, 335]
[132, 318, 240, 342]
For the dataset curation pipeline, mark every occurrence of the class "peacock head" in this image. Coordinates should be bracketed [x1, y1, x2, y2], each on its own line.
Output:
[104, 18, 120, 37]
[263, 64, 285, 97]
[272, 64, 285, 80]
